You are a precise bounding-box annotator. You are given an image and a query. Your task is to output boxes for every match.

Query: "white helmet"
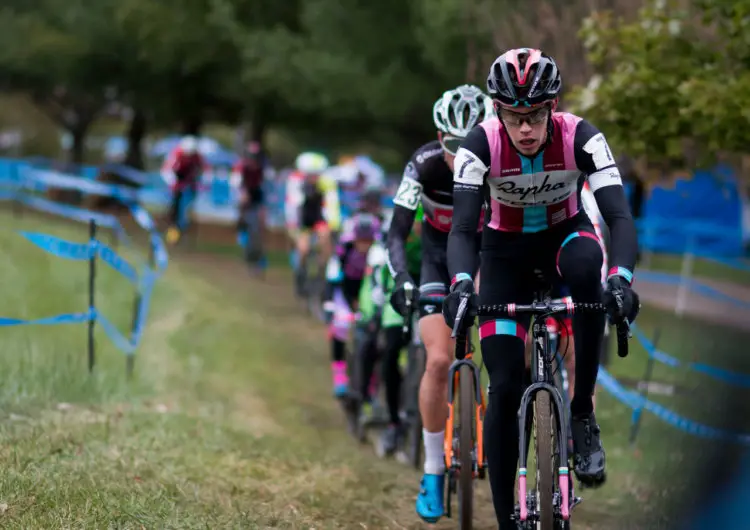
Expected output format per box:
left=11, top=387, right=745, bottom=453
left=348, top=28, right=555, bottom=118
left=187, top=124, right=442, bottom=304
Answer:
left=433, top=85, right=495, bottom=137
left=179, top=135, right=198, bottom=154
left=295, top=152, right=329, bottom=174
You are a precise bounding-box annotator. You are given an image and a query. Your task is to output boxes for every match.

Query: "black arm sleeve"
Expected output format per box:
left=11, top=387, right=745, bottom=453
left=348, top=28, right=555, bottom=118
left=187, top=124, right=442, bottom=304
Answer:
left=574, top=119, right=638, bottom=275
left=447, top=126, right=492, bottom=280
left=386, top=205, right=417, bottom=278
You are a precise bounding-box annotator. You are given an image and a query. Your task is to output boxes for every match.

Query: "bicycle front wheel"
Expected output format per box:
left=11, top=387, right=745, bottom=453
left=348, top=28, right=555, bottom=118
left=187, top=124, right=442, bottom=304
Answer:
left=534, top=391, right=556, bottom=530
left=458, top=363, right=474, bottom=529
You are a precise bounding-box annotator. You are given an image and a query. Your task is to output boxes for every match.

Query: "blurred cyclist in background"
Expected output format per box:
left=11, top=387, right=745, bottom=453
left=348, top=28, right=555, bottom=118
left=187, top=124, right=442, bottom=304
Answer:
left=385, top=85, right=494, bottom=522
left=323, top=215, right=379, bottom=397
left=355, top=204, right=424, bottom=455
left=285, top=152, right=341, bottom=296
left=163, top=135, right=206, bottom=245
left=232, top=141, right=268, bottom=272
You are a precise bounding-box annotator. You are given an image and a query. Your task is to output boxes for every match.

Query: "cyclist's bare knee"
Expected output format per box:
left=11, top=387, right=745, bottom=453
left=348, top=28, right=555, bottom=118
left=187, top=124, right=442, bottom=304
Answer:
left=420, top=314, right=453, bottom=386
left=297, top=233, right=311, bottom=255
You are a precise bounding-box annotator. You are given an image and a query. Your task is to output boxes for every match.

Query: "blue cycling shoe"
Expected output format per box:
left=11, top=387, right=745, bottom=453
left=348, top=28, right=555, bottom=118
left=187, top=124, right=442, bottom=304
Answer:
left=416, top=473, right=444, bottom=523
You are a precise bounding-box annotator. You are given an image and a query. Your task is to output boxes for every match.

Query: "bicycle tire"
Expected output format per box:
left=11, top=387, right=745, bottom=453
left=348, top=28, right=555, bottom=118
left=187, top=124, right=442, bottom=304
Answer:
left=534, top=391, right=555, bottom=530
left=458, top=363, right=474, bottom=529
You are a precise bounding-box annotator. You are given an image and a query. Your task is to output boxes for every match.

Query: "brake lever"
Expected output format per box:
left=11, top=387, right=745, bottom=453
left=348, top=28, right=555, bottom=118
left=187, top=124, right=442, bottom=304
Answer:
left=450, top=293, right=470, bottom=339
left=402, top=282, right=414, bottom=337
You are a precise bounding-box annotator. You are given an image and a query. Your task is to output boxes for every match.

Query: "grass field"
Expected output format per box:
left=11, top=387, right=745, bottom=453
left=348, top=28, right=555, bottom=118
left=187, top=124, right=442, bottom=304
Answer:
left=0, top=211, right=746, bottom=528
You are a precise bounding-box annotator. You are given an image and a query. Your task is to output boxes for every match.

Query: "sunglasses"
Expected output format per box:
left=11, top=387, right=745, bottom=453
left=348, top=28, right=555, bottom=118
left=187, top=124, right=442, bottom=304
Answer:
left=440, top=135, right=463, bottom=155
left=496, top=104, right=550, bottom=127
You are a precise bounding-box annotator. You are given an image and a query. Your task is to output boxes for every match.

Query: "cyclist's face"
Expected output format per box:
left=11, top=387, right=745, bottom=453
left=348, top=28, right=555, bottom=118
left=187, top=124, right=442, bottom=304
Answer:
left=437, top=131, right=460, bottom=171
left=496, top=102, right=551, bottom=156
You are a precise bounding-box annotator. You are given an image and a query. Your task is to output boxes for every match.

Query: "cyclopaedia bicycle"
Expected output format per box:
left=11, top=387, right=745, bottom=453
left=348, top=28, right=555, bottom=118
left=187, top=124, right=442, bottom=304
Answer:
left=444, top=292, right=487, bottom=529
left=461, top=294, right=631, bottom=530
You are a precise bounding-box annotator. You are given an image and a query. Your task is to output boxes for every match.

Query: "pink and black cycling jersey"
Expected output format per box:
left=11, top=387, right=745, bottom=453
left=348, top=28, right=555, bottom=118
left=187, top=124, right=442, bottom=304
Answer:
left=448, top=112, right=637, bottom=281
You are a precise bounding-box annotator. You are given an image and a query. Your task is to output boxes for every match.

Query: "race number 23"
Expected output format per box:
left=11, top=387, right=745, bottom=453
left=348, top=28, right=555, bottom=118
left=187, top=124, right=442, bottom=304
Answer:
left=394, top=176, right=422, bottom=210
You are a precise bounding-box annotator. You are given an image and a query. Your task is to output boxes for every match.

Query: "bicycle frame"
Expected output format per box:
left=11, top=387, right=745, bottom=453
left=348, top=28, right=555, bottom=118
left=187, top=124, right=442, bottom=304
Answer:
left=471, top=297, right=629, bottom=527
left=517, top=316, right=571, bottom=522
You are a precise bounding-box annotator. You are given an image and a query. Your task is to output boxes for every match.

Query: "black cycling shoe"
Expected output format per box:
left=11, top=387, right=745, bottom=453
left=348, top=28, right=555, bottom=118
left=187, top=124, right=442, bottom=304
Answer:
left=571, top=412, right=606, bottom=487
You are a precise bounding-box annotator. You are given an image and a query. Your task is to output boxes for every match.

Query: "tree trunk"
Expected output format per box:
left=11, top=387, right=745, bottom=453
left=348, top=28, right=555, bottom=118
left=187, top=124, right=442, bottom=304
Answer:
left=181, top=116, right=203, bottom=136
left=250, top=119, right=267, bottom=146
left=124, top=108, right=147, bottom=170
left=69, top=123, right=88, bottom=166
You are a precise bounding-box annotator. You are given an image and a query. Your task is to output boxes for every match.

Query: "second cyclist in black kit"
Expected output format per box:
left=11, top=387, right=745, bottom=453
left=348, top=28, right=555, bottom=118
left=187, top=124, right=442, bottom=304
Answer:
left=386, top=85, right=494, bottom=522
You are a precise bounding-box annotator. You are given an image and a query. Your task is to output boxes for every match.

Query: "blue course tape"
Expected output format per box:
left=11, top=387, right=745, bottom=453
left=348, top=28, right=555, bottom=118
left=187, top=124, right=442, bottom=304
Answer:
left=597, top=369, right=750, bottom=445
left=0, top=310, right=94, bottom=327
left=636, top=270, right=750, bottom=310
left=633, top=325, right=750, bottom=388
left=20, top=231, right=95, bottom=261
left=0, top=167, right=169, bottom=356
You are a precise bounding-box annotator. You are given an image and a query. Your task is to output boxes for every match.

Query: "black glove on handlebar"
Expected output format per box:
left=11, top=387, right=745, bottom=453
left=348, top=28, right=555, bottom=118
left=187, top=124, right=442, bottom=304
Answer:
left=389, top=272, right=416, bottom=317
left=603, top=275, right=640, bottom=325
left=442, top=278, right=477, bottom=332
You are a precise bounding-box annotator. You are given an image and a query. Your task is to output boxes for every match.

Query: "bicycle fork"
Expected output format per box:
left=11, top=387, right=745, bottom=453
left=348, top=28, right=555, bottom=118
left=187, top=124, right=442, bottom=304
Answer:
left=517, top=382, right=570, bottom=522
left=443, top=353, right=487, bottom=517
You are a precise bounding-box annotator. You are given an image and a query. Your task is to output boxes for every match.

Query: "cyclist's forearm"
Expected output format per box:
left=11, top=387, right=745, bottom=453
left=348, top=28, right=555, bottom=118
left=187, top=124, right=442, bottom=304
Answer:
left=385, top=205, right=416, bottom=277
left=593, top=185, right=637, bottom=279
left=447, top=187, right=483, bottom=281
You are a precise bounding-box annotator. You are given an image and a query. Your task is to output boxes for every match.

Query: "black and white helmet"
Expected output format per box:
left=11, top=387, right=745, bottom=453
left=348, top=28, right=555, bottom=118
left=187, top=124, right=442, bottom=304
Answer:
left=432, top=84, right=495, bottom=137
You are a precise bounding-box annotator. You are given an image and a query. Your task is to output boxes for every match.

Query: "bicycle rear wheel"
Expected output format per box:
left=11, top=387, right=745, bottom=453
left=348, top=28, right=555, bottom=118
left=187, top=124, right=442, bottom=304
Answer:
left=534, top=391, right=556, bottom=530
left=458, top=363, right=474, bottom=529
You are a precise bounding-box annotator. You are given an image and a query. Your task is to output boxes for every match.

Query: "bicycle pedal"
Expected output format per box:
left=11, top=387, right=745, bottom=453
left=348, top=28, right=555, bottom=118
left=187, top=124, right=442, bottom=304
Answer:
left=571, top=496, right=583, bottom=510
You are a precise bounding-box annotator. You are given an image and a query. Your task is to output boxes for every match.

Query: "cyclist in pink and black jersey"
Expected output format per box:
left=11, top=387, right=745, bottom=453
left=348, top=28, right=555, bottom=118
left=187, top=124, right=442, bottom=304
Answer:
left=442, top=48, right=640, bottom=528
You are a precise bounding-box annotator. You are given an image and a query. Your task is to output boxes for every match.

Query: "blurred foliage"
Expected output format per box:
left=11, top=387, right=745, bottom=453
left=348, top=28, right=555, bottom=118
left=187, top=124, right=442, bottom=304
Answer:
left=568, top=0, right=750, bottom=171
left=0, top=0, right=747, bottom=173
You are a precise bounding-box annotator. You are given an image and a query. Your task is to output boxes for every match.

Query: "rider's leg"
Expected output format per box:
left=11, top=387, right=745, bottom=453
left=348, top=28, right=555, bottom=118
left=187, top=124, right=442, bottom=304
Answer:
left=559, top=321, right=596, bottom=410
left=380, top=325, right=407, bottom=454
left=418, top=311, right=452, bottom=461
left=357, top=324, right=380, bottom=403
left=297, top=230, right=311, bottom=265
left=316, top=223, right=332, bottom=265
left=381, top=299, right=407, bottom=427
left=295, top=230, right=311, bottom=292
left=328, top=287, right=352, bottom=397
left=478, top=246, right=534, bottom=529
left=554, top=224, right=606, bottom=484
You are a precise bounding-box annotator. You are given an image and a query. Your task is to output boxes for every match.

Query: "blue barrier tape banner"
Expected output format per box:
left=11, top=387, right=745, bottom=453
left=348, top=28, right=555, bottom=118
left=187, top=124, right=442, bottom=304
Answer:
left=96, top=242, right=139, bottom=285
left=597, top=368, right=750, bottom=444
left=0, top=168, right=170, bottom=356
left=97, top=313, right=136, bottom=355
left=637, top=270, right=750, bottom=310
left=19, top=231, right=95, bottom=260
left=0, top=310, right=94, bottom=327
left=633, top=325, right=750, bottom=388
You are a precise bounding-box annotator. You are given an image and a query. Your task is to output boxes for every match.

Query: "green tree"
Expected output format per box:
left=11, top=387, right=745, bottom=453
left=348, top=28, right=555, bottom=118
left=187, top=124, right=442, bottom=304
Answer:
left=0, top=0, right=118, bottom=164
left=567, top=0, right=750, bottom=169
